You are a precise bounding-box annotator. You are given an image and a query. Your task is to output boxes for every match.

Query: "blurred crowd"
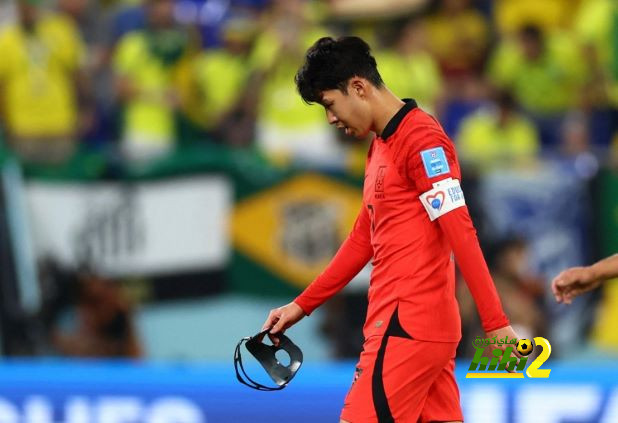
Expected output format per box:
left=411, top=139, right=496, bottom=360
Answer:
left=1, top=0, right=617, bottom=171
left=1, top=0, right=618, bottom=359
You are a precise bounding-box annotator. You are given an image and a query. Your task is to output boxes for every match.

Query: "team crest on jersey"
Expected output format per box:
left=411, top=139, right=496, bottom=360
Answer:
left=375, top=166, right=386, bottom=199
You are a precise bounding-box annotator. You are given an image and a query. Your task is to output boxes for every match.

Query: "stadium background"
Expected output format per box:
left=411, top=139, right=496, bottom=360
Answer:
left=0, top=0, right=617, bottom=421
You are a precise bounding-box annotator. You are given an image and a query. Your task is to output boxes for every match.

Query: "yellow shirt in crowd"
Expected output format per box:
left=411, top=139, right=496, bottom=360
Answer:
left=113, top=31, right=182, bottom=147
left=0, top=14, right=84, bottom=139
left=425, top=7, right=489, bottom=73
left=488, top=32, right=585, bottom=114
left=190, top=49, right=252, bottom=130
left=375, top=49, right=442, bottom=114
left=494, top=0, right=582, bottom=36
left=574, top=0, right=618, bottom=106
left=457, top=107, right=540, bottom=171
left=251, top=27, right=331, bottom=130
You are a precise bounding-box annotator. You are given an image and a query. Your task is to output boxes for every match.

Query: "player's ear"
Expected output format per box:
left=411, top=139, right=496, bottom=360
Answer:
left=349, top=77, right=367, bottom=99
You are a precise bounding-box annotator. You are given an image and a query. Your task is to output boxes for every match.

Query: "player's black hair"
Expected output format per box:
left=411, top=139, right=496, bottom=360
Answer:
left=295, top=36, right=384, bottom=105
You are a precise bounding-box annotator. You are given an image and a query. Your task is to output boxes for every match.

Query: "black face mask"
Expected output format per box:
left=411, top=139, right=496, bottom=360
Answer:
left=234, top=328, right=303, bottom=391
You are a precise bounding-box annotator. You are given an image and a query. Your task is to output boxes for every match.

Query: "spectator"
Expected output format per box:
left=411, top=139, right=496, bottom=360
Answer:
left=251, top=0, right=341, bottom=167
left=185, top=10, right=260, bottom=146
left=573, top=0, right=616, bottom=73
left=456, top=90, right=540, bottom=172
left=425, top=0, right=490, bottom=78
left=574, top=0, right=618, bottom=146
left=374, top=17, right=443, bottom=114
left=487, top=24, right=585, bottom=145
left=0, top=0, right=91, bottom=164
left=493, top=0, right=578, bottom=37
left=113, top=0, right=190, bottom=161
left=51, top=271, right=142, bottom=358
left=422, top=0, right=491, bottom=138
left=55, top=0, right=103, bottom=142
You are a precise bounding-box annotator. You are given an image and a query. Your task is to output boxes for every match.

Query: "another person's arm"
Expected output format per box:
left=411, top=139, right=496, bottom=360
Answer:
left=262, top=205, right=373, bottom=339
left=552, top=254, right=618, bottom=304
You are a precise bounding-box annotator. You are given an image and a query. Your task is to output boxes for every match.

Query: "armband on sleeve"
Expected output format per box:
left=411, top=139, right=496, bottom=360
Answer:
left=419, top=178, right=465, bottom=221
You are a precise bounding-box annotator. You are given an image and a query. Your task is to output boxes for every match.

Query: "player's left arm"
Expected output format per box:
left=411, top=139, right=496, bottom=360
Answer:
left=405, top=121, right=514, bottom=340
left=438, top=206, right=520, bottom=358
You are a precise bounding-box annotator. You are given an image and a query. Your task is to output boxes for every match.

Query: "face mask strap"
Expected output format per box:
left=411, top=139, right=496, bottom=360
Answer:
left=234, top=329, right=287, bottom=391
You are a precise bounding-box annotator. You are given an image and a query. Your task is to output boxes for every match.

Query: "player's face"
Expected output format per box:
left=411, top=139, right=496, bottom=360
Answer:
left=320, top=82, right=372, bottom=139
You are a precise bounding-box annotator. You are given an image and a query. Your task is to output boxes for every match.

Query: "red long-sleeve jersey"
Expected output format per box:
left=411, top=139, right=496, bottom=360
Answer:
left=295, top=100, right=509, bottom=342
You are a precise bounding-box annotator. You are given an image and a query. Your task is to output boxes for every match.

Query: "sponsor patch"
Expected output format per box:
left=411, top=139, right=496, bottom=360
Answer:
left=420, top=147, right=450, bottom=178
left=419, top=178, right=465, bottom=221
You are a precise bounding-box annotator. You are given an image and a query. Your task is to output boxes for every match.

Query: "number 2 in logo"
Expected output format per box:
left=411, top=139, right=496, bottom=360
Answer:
left=526, top=337, right=552, bottom=378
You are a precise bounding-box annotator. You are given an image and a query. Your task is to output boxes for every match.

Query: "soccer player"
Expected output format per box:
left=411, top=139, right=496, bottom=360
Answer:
left=261, top=36, right=519, bottom=423
left=552, top=254, right=618, bottom=304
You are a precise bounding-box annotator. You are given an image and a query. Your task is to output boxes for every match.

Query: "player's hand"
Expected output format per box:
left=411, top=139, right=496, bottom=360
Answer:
left=485, top=325, right=522, bottom=373
left=551, top=266, right=601, bottom=304
left=261, top=302, right=306, bottom=346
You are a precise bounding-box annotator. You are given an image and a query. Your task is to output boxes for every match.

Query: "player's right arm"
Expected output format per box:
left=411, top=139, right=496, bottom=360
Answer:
left=552, top=254, right=618, bottom=304
left=262, top=205, right=373, bottom=338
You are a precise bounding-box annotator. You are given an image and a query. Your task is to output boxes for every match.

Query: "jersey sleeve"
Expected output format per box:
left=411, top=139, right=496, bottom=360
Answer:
left=403, top=113, right=510, bottom=332
left=401, top=117, right=462, bottom=192
left=439, top=207, right=510, bottom=332
left=294, top=204, right=373, bottom=316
